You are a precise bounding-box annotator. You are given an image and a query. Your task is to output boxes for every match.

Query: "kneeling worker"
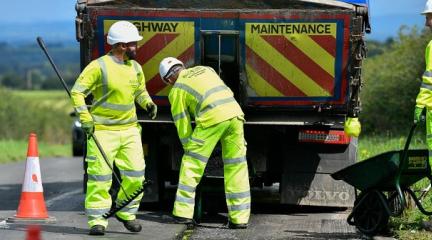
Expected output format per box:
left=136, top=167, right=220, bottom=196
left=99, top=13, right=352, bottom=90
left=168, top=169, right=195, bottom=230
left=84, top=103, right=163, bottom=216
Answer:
left=159, top=57, right=251, bottom=228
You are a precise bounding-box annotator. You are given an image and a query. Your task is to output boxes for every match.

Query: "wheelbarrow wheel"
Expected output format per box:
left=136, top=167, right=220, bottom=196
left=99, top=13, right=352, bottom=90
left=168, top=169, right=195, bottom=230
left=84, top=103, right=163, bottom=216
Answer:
left=353, top=191, right=389, bottom=236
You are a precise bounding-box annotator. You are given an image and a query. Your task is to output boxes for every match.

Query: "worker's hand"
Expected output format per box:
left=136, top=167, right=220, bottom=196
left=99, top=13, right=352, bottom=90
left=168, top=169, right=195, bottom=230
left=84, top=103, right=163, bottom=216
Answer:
left=81, top=121, right=94, bottom=138
left=146, top=102, right=157, bottom=120
left=414, top=107, right=425, bottom=123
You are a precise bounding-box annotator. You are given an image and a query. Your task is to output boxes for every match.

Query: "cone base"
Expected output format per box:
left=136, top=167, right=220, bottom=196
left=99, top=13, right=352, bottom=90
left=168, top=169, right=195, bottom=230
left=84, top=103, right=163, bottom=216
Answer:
left=7, top=216, right=56, bottom=224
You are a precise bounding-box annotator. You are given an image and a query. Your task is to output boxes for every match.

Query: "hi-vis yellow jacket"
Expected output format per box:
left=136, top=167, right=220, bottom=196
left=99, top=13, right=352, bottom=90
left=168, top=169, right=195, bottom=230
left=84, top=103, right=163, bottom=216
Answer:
left=416, top=40, right=432, bottom=109
left=71, top=54, right=153, bottom=130
left=168, top=66, right=244, bottom=146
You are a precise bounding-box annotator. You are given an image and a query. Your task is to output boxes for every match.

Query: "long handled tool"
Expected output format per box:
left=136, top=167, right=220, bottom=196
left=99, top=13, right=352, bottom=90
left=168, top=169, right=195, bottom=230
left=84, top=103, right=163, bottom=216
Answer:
left=36, top=36, right=149, bottom=219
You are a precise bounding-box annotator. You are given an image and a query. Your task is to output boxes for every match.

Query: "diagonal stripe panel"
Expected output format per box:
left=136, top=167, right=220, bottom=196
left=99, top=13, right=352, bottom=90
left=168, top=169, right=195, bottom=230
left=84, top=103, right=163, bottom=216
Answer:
left=309, top=35, right=336, bottom=57
left=245, top=64, right=284, bottom=97
left=261, top=35, right=334, bottom=94
left=246, top=32, right=330, bottom=97
left=246, top=46, right=306, bottom=97
left=284, top=34, right=335, bottom=77
left=136, top=33, right=179, bottom=64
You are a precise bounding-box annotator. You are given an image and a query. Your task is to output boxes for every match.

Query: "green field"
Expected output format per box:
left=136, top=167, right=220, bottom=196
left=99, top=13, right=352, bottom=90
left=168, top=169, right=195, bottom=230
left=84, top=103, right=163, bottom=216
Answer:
left=358, top=133, right=427, bottom=161
left=0, top=89, right=73, bottom=162
left=12, top=90, right=72, bottom=113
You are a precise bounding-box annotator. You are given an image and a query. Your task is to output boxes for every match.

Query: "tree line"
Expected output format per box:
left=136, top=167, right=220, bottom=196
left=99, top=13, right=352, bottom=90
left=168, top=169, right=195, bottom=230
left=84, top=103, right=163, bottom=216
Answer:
left=361, top=26, right=431, bottom=135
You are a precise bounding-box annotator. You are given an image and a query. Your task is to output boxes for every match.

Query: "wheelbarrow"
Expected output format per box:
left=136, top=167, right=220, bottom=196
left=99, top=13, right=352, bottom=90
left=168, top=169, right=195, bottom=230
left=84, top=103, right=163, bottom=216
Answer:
left=331, top=123, right=432, bottom=236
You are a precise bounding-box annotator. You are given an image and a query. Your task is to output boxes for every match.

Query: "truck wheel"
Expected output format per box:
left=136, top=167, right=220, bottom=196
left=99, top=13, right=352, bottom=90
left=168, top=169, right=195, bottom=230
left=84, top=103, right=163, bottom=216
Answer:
left=193, top=185, right=203, bottom=223
left=140, top=138, right=165, bottom=205
left=73, top=144, right=83, bottom=157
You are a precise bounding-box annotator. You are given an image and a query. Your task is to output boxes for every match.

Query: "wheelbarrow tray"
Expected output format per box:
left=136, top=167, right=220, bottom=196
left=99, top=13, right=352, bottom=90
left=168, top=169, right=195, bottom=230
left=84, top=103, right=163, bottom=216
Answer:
left=332, top=149, right=429, bottom=191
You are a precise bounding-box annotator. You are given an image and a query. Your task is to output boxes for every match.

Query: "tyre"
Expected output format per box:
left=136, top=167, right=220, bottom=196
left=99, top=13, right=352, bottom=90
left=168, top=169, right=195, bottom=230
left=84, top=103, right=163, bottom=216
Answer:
left=72, top=120, right=85, bottom=156
left=72, top=143, right=84, bottom=157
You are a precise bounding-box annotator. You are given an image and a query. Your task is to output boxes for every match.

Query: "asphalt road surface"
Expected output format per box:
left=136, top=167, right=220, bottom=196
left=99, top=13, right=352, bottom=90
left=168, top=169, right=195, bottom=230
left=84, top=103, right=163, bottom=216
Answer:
left=0, top=157, right=395, bottom=240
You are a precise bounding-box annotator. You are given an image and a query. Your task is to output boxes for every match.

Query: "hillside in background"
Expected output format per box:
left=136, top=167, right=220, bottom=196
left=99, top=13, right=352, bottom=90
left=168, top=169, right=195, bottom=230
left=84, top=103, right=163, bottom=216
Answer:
left=0, top=41, right=79, bottom=89
left=0, top=21, right=76, bottom=45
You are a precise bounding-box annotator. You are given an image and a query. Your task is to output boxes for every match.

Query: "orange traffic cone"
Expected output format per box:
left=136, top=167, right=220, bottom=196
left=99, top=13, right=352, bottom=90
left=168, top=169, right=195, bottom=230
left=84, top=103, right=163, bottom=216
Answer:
left=26, top=225, right=42, bottom=240
left=7, top=133, right=55, bottom=223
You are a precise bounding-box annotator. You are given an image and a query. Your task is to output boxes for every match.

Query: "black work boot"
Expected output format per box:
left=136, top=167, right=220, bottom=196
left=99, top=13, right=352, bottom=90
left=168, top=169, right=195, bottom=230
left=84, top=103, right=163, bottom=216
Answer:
left=228, top=221, right=248, bottom=229
left=89, top=225, right=105, bottom=235
left=173, top=215, right=195, bottom=224
left=115, top=215, right=142, bottom=232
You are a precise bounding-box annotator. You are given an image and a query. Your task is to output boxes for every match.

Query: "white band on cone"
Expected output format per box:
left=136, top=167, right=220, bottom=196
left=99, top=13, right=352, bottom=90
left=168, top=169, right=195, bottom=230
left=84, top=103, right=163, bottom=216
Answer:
left=22, top=157, right=43, bottom=192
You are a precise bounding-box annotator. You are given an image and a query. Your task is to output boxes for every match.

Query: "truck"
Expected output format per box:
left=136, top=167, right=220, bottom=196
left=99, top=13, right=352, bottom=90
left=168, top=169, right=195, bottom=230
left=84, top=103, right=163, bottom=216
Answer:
left=75, top=0, right=370, bottom=208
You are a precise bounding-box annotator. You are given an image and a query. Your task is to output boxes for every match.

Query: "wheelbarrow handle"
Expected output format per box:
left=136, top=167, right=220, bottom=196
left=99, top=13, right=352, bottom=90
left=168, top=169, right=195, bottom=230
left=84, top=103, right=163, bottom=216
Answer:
left=397, top=122, right=418, bottom=178
left=401, top=123, right=417, bottom=159
left=394, top=122, right=420, bottom=209
left=400, top=108, right=426, bottom=172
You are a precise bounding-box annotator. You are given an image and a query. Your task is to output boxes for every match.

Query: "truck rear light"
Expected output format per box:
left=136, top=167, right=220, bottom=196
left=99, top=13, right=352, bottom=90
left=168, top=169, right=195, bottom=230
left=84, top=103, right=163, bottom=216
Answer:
left=298, top=130, right=350, bottom=145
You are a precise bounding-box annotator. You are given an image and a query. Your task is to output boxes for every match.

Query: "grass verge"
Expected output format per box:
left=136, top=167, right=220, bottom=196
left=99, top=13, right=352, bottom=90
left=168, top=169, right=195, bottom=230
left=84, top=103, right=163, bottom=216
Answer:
left=0, top=88, right=72, bottom=144
left=0, top=139, right=71, bottom=164
left=358, top=133, right=427, bottom=161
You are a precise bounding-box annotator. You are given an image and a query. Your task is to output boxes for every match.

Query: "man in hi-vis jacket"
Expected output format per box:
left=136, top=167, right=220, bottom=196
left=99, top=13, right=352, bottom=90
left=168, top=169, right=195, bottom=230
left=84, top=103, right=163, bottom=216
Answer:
left=159, top=57, right=250, bottom=229
left=71, top=21, right=157, bottom=235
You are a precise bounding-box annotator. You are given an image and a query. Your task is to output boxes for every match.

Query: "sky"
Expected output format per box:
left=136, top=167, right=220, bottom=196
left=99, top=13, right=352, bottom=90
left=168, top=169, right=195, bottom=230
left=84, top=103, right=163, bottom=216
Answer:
left=368, top=0, right=425, bottom=40
left=0, top=0, right=427, bottom=42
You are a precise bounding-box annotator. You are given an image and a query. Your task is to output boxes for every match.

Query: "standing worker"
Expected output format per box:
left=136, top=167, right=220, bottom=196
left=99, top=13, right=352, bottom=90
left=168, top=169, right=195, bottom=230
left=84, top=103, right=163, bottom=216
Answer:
left=159, top=57, right=251, bottom=229
left=415, top=1, right=432, bottom=157
left=416, top=2, right=432, bottom=230
left=71, top=21, right=157, bottom=235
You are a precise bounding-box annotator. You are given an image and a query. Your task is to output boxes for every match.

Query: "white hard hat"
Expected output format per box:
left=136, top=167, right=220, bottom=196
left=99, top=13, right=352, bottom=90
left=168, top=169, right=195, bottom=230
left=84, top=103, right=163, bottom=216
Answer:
left=422, top=0, right=432, bottom=15
left=159, top=57, right=184, bottom=84
left=107, top=21, right=143, bottom=45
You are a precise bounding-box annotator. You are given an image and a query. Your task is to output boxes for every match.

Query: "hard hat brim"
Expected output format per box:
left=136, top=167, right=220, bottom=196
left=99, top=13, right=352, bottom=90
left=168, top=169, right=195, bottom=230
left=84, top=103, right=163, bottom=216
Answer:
left=133, top=36, right=143, bottom=42
left=107, top=35, right=143, bottom=45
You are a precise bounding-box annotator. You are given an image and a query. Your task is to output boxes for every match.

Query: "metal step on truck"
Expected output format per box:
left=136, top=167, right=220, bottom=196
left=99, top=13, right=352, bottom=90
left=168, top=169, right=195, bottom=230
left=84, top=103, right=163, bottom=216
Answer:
left=75, top=0, right=370, bottom=208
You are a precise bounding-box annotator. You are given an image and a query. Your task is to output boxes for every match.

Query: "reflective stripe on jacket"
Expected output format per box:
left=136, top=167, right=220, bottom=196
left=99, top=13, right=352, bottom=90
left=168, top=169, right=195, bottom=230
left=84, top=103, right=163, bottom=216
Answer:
left=416, top=40, right=432, bottom=109
left=71, top=54, right=152, bottom=130
left=168, top=66, right=244, bottom=145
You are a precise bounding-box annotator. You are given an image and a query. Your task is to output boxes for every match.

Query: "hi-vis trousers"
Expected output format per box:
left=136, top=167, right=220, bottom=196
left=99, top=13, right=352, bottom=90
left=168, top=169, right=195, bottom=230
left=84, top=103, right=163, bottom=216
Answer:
left=173, top=117, right=250, bottom=224
left=85, top=126, right=145, bottom=228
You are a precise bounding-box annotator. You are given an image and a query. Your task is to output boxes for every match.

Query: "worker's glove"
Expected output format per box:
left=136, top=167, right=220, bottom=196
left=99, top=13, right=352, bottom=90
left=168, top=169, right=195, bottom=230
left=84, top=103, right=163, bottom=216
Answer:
left=344, top=117, right=361, bottom=137
left=81, top=121, right=94, bottom=138
left=146, top=102, right=157, bottom=120
left=414, top=106, right=425, bottom=124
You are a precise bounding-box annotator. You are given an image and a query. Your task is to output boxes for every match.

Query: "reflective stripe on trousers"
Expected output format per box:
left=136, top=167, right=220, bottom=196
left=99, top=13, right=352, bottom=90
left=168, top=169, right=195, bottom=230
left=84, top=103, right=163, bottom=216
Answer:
left=173, top=117, right=250, bottom=224
left=85, top=125, right=145, bottom=228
